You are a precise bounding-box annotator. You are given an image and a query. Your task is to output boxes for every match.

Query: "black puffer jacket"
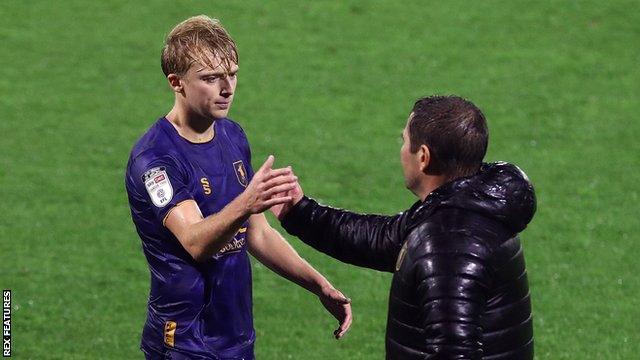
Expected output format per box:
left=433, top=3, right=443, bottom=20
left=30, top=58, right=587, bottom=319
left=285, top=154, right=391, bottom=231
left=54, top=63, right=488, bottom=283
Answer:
left=282, top=162, right=536, bottom=359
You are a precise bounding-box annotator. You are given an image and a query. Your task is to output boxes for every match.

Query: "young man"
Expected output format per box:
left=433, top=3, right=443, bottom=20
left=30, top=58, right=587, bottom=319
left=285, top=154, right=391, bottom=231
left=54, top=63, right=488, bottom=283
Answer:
left=274, top=96, right=536, bottom=359
left=125, top=16, right=351, bottom=360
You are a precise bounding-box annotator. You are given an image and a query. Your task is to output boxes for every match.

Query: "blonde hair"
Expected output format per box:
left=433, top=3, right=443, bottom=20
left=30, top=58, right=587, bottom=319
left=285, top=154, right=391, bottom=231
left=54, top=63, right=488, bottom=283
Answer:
left=161, top=15, right=238, bottom=76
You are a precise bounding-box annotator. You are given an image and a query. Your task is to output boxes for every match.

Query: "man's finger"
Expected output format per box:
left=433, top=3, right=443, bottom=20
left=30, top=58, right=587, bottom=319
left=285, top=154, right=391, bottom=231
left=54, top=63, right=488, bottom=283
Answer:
left=333, top=290, right=351, bottom=304
left=264, top=182, right=297, bottom=198
left=257, top=155, right=275, bottom=174
left=345, top=308, right=353, bottom=330
left=263, top=174, right=297, bottom=190
left=336, top=307, right=353, bottom=339
left=340, top=303, right=353, bottom=334
left=327, top=288, right=350, bottom=304
left=263, top=196, right=293, bottom=208
left=271, top=191, right=288, bottom=199
left=263, top=167, right=292, bottom=181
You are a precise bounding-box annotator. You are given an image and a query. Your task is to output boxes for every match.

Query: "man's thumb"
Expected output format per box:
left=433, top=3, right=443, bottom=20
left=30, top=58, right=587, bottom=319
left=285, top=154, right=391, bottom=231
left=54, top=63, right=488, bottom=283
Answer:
left=334, top=290, right=351, bottom=304
left=258, top=155, right=275, bottom=173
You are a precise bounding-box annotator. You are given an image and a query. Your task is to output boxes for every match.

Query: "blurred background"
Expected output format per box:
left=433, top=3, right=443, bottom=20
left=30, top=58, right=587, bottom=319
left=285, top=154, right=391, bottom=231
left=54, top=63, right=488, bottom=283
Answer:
left=1, top=0, right=638, bottom=358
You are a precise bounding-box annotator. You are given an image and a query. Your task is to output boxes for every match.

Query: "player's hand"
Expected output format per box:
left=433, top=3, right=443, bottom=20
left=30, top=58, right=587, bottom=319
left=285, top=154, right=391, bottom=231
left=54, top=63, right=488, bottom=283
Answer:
left=241, top=155, right=297, bottom=215
left=318, top=286, right=352, bottom=339
left=270, top=172, right=304, bottom=221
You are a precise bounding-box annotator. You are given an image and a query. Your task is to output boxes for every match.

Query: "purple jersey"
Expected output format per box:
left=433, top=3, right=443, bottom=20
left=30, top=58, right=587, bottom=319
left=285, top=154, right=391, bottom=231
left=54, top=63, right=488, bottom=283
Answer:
left=125, top=117, right=255, bottom=359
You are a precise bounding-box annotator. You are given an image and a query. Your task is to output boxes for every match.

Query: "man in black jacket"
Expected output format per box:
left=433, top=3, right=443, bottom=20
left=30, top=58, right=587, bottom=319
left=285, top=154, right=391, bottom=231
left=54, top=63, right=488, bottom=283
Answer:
left=272, top=95, right=536, bottom=359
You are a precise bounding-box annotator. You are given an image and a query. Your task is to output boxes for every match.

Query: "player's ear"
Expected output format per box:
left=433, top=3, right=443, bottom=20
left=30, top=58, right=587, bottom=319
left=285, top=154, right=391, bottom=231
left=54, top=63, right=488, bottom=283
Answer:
left=167, top=74, right=183, bottom=93
left=419, top=144, right=430, bottom=173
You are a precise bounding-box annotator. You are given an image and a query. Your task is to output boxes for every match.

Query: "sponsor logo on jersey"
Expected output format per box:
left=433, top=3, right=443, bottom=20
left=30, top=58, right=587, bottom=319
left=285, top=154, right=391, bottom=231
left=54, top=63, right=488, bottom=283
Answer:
left=142, top=167, right=173, bottom=207
left=233, top=160, right=248, bottom=187
left=216, top=227, right=247, bottom=257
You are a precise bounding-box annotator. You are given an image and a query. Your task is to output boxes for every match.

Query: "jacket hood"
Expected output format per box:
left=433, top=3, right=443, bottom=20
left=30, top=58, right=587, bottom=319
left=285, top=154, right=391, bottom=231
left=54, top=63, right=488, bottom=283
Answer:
left=419, top=162, right=536, bottom=233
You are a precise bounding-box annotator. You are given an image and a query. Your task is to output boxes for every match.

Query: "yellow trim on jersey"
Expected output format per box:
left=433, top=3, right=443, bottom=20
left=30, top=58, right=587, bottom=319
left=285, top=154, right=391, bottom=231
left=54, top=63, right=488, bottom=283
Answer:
left=162, top=199, right=198, bottom=227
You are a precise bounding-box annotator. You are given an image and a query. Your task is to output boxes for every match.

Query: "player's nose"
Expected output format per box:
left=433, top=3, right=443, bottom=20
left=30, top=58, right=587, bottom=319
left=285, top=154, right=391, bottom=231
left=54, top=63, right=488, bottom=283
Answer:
left=220, top=77, right=233, bottom=97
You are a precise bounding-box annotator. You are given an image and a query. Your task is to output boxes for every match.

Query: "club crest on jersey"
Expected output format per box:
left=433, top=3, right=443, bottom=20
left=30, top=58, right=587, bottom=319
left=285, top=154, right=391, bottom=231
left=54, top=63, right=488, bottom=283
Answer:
left=233, top=160, right=248, bottom=187
left=142, top=166, right=173, bottom=207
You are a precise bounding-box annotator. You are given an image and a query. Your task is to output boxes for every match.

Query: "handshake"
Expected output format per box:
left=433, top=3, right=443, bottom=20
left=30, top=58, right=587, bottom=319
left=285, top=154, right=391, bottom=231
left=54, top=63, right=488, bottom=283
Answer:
left=240, top=154, right=304, bottom=220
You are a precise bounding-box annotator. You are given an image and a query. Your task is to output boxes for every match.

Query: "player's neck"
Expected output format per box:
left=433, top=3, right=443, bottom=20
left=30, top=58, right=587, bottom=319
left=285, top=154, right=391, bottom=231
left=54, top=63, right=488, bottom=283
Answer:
left=166, top=106, right=215, bottom=143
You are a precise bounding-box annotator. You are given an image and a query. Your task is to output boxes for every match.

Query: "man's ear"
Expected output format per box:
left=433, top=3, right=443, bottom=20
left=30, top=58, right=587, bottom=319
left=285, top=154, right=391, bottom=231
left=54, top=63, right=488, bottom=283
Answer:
left=167, top=74, right=183, bottom=93
left=419, top=144, right=430, bottom=173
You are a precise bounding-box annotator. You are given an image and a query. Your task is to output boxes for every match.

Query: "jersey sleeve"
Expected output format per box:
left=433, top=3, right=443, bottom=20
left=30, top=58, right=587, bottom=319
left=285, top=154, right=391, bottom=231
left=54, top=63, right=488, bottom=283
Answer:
left=129, top=152, right=193, bottom=224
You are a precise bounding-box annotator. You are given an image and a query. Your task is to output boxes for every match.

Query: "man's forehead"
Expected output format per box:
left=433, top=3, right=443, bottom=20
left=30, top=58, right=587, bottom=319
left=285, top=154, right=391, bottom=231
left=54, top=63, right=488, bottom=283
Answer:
left=405, top=112, right=415, bottom=126
left=190, top=52, right=238, bottom=74
left=195, top=62, right=239, bottom=73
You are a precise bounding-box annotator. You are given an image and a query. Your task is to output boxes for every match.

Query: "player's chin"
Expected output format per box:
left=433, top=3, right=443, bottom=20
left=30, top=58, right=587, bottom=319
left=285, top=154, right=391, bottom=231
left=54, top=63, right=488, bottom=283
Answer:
left=209, top=108, right=230, bottom=119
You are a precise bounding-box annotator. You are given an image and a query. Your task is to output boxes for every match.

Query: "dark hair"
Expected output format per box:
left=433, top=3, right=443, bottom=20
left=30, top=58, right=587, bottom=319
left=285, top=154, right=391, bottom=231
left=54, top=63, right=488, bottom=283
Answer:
left=408, top=95, right=488, bottom=179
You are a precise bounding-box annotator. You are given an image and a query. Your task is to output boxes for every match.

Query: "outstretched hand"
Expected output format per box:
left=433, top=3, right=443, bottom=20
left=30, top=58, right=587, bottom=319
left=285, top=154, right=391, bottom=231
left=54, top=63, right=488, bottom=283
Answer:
left=318, top=286, right=353, bottom=339
left=270, top=171, right=304, bottom=220
left=241, top=155, right=297, bottom=215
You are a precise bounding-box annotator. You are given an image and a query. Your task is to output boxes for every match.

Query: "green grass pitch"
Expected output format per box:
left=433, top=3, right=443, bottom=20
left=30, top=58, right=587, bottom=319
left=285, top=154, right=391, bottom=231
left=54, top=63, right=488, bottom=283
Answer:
left=1, top=0, right=639, bottom=358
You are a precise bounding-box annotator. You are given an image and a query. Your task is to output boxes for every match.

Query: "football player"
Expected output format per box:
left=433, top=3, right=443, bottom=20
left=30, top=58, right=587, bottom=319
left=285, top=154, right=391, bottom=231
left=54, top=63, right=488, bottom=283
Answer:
left=125, top=15, right=351, bottom=360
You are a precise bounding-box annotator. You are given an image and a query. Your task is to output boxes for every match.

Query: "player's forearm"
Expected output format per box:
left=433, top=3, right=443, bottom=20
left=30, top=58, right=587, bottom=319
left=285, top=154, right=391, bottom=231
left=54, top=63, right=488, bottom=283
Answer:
left=185, top=195, right=251, bottom=261
left=251, top=227, right=330, bottom=295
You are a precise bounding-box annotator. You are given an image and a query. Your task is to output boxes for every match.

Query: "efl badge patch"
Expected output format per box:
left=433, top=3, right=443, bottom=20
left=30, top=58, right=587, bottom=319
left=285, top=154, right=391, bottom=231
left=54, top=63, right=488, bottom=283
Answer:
left=233, top=160, right=248, bottom=187
left=142, top=166, right=173, bottom=207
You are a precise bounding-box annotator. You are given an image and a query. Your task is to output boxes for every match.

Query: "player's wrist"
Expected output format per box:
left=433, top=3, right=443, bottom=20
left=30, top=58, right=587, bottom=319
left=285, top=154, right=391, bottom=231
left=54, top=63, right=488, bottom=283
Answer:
left=232, top=192, right=254, bottom=218
left=292, top=192, right=303, bottom=206
left=310, top=277, right=334, bottom=297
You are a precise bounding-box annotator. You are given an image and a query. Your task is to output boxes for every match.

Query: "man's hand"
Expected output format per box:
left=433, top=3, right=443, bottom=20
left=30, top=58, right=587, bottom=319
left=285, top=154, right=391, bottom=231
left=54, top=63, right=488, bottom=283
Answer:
left=270, top=170, right=304, bottom=220
left=241, top=155, right=297, bottom=215
left=247, top=214, right=353, bottom=340
left=318, top=286, right=352, bottom=339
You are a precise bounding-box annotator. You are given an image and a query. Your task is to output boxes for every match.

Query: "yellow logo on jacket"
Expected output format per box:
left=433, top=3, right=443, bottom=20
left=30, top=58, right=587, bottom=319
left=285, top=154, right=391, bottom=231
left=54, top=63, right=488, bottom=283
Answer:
left=395, top=242, right=408, bottom=272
